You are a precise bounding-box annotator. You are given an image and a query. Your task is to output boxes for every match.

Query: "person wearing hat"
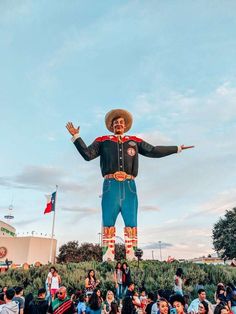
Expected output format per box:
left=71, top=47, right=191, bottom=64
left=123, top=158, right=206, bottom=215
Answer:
left=66, top=109, right=193, bottom=261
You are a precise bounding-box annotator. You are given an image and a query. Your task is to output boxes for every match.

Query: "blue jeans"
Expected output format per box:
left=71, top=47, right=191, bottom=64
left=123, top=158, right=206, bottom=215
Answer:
left=101, top=179, right=138, bottom=227
left=123, top=286, right=128, bottom=297
left=116, top=283, right=123, bottom=300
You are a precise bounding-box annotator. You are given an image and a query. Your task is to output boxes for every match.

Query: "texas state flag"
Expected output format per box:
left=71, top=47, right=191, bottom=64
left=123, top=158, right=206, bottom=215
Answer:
left=44, top=191, right=56, bottom=214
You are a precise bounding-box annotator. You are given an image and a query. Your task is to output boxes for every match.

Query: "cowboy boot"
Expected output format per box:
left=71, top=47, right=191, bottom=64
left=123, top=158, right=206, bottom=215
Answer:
left=124, top=226, right=137, bottom=260
left=102, top=226, right=116, bottom=262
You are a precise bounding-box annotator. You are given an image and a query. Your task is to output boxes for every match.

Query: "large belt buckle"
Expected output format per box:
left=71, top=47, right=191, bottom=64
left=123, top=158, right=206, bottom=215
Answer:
left=113, top=171, right=127, bottom=182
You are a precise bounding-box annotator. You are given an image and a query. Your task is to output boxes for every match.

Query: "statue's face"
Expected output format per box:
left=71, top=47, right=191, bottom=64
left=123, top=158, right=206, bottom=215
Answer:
left=112, top=117, right=126, bottom=135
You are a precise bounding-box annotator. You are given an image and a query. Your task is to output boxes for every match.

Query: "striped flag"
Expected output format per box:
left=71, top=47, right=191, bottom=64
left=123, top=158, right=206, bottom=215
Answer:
left=44, top=191, right=56, bottom=214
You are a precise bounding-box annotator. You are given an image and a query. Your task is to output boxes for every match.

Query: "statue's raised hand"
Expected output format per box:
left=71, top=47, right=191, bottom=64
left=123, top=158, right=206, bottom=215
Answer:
left=66, top=122, right=80, bottom=136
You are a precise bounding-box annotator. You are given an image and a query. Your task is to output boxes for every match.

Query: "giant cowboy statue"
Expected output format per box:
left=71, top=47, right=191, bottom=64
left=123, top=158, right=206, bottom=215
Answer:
left=66, top=109, right=194, bottom=261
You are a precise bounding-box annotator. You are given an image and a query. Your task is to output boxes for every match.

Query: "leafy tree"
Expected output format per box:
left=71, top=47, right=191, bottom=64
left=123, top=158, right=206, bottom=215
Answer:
left=57, top=241, right=80, bottom=263
left=115, top=243, right=126, bottom=261
left=77, top=243, right=102, bottom=262
left=57, top=241, right=102, bottom=263
left=57, top=242, right=127, bottom=263
left=212, top=207, right=236, bottom=259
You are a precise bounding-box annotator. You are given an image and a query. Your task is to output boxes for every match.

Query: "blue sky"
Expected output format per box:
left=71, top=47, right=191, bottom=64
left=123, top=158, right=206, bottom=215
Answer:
left=1, top=0, right=236, bottom=259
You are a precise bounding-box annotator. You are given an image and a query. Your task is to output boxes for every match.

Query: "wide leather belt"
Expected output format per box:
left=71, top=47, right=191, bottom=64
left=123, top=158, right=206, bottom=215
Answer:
left=104, top=171, right=135, bottom=181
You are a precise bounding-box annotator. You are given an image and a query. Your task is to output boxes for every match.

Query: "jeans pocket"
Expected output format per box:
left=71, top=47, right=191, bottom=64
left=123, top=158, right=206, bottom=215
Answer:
left=127, top=181, right=137, bottom=194
left=102, top=180, right=111, bottom=195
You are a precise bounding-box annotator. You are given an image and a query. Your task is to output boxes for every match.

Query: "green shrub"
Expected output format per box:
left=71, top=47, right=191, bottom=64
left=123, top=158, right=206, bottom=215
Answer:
left=1, top=261, right=236, bottom=303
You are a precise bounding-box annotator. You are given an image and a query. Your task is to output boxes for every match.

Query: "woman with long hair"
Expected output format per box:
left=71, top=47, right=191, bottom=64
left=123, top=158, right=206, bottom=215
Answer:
left=87, top=289, right=102, bottom=314
left=214, top=302, right=233, bottom=314
left=158, top=298, right=170, bottom=314
left=103, top=291, right=118, bottom=314
left=121, top=262, right=131, bottom=297
left=114, top=262, right=123, bottom=301
left=198, top=301, right=209, bottom=314
left=215, top=284, right=227, bottom=304
left=85, top=270, right=100, bottom=296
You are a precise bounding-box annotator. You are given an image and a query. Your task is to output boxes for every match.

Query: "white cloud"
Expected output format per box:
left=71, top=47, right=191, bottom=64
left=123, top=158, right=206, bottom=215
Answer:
left=140, top=205, right=161, bottom=212
left=131, top=83, right=236, bottom=133
left=187, top=188, right=236, bottom=218
left=136, top=131, right=172, bottom=145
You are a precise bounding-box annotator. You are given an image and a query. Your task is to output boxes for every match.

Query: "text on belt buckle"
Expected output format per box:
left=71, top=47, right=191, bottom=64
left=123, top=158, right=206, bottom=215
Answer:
left=113, top=171, right=127, bottom=181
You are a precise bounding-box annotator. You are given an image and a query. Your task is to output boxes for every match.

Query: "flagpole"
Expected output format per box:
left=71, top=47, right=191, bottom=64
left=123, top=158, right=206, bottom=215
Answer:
left=49, top=185, right=58, bottom=263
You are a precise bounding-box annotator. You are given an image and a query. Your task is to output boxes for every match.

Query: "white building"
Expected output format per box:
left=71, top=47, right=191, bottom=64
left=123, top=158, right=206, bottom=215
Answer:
left=0, top=220, right=57, bottom=266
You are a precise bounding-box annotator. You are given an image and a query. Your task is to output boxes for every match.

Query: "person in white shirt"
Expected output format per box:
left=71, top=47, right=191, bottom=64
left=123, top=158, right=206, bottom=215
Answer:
left=0, top=288, right=18, bottom=314
left=188, top=289, right=213, bottom=314
left=47, top=268, right=61, bottom=300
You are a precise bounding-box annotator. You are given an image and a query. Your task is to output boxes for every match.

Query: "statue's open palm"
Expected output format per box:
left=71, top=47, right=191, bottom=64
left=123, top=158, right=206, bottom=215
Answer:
left=66, top=122, right=80, bottom=136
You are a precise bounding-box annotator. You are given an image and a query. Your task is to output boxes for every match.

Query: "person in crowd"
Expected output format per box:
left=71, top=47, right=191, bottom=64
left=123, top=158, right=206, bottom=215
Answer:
left=122, top=263, right=131, bottom=297
left=77, top=294, right=87, bottom=314
left=1, top=289, right=7, bottom=294
left=86, top=289, right=102, bottom=314
left=170, top=294, right=185, bottom=314
left=214, top=303, right=232, bottom=314
left=146, top=292, right=155, bottom=314
left=188, top=289, right=212, bottom=314
left=0, top=288, right=18, bottom=314
left=103, top=291, right=117, bottom=314
left=110, top=301, right=119, bottom=314
left=174, top=268, right=184, bottom=296
left=114, top=262, right=123, bottom=301
left=0, top=287, right=8, bottom=305
left=46, top=267, right=56, bottom=300
left=157, top=298, right=170, bottom=314
left=28, top=288, right=48, bottom=314
left=215, top=284, right=227, bottom=304
left=125, top=282, right=135, bottom=298
left=198, top=301, right=209, bottom=314
left=219, top=304, right=231, bottom=314
left=140, top=290, right=148, bottom=314
left=121, top=295, right=135, bottom=314
left=151, top=290, right=164, bottom=314
left=133, top=291, right=141, bottom=313
left=48, top=286, right=75, bottom=314
left=122, top=282, right=139, bottom=314
left=96, top=289, right=103, bottom=304
left=183, top=295, right=190, bottom=312
left=85, top=270, right=100, bottom=296
left=12, top=287, right=25, bottom=314
left=227, top=289, right=236, bottom=314
left=0, top=295, right=4, bottom=306
left=48, top=268, right=61, bottom=301
left=24, top=293, right=34, bottom=314
left=70, top=290, right=82, bottom=308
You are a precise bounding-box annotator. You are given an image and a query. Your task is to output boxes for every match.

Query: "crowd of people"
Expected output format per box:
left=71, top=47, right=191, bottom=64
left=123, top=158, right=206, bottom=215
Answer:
left=0, top=266, right=236, bottom=314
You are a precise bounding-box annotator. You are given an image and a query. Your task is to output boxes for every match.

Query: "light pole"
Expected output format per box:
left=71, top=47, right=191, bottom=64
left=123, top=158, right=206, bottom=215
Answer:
left=98, top=232, right=101, bottom=246
left=158, top=240, right=162, bottom=261
left=152, top=250, right=154, bottom=260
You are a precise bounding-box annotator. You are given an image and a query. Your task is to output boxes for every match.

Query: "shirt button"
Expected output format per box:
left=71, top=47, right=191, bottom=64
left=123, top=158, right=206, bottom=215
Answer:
left=120, top=165, right=123, bottom=168
left=120, top=157, right=122, bottom=159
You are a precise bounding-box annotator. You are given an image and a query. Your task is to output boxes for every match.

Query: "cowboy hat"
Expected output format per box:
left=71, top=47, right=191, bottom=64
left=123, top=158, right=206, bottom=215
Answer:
left=105, top=109, right=133, bottom=132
